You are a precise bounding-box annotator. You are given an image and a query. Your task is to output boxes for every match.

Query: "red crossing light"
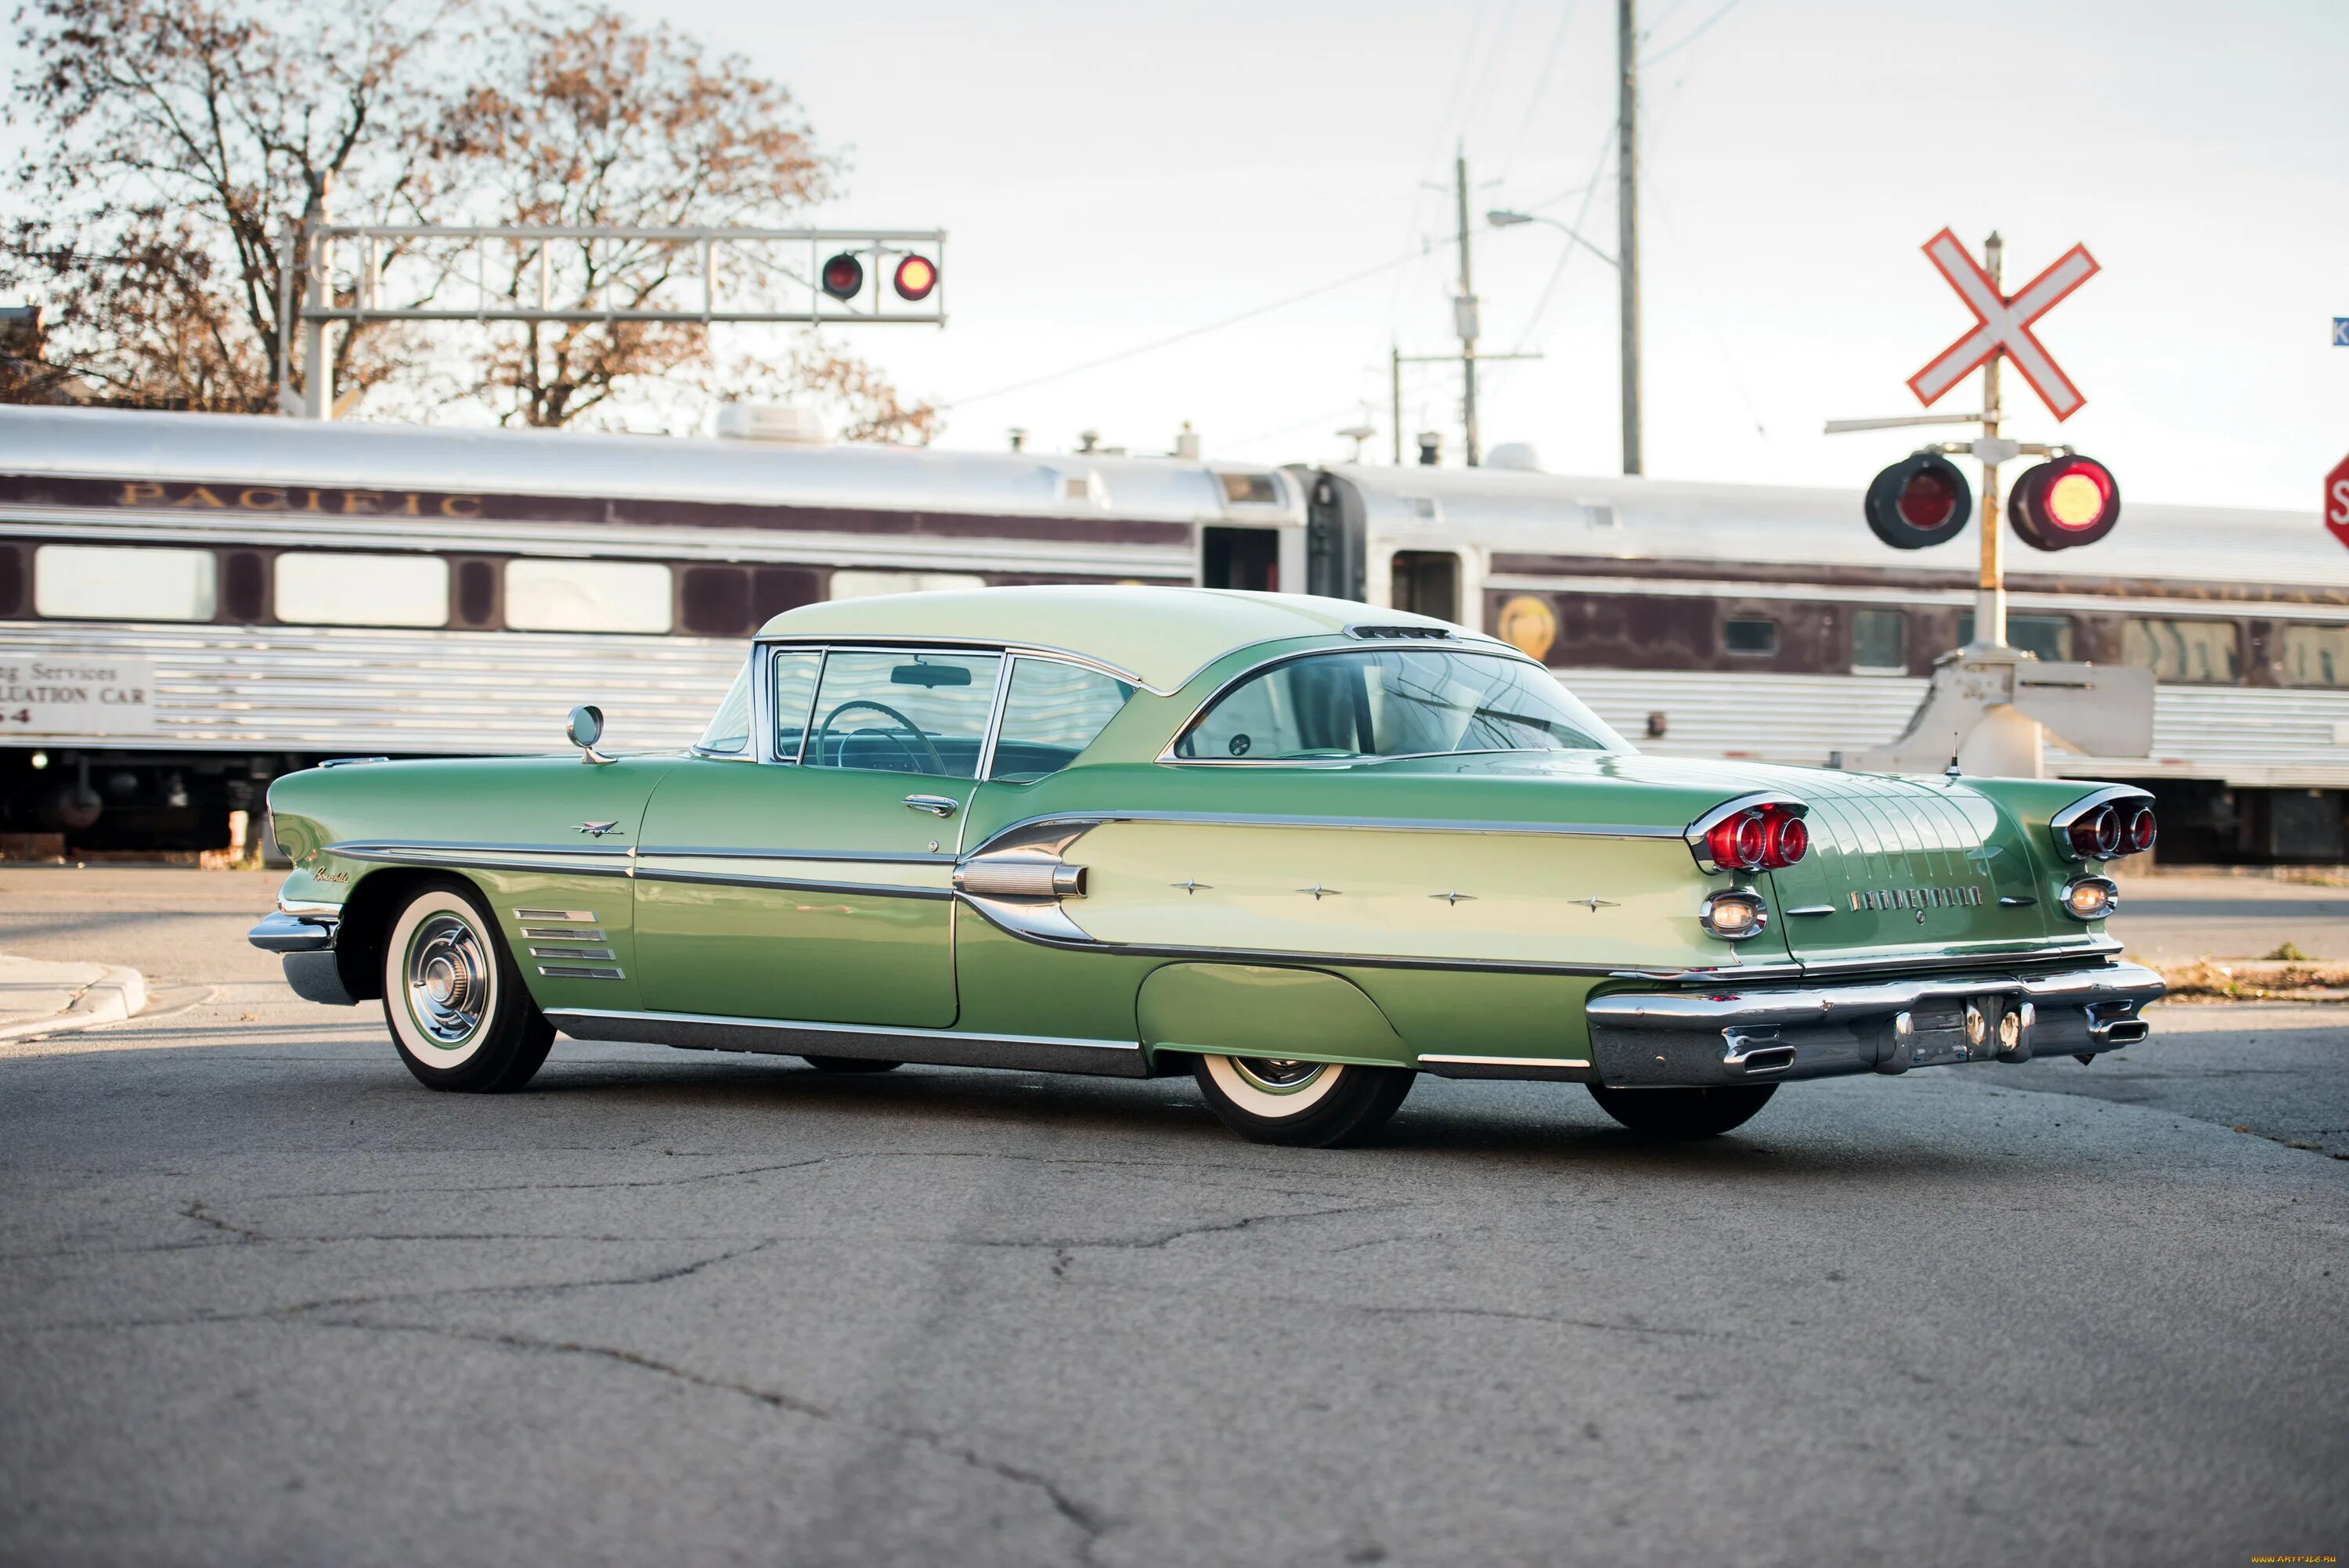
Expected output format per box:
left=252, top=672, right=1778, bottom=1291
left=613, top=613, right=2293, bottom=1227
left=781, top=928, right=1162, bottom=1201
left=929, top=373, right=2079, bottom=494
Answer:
left=893, top=254, right=937, bottom=301
left=2008, top=454, right=2121, bottom=551
left=1864, top=451, right=1973, bottom=550
left=820, top=253, right=864, bottom=301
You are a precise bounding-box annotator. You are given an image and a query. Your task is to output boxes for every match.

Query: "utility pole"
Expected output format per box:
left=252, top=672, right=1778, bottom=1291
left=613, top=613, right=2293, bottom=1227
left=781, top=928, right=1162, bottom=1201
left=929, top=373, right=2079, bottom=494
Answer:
left=298, top=173, right=333, bottom=420
left=1975, top=231, right=2007, bottom=650
left=1453, top=147, right=1481, bottom=467
left=1616, top=0, right=1642, bottom=475
left=1391, top=344, right=1403, bottom=464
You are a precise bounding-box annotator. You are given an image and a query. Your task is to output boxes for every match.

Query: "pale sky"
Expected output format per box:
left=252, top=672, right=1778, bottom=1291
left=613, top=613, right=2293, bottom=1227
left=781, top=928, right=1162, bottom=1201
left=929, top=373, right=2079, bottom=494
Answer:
left=7, top=1, right=2344, bottom=513
left=640, top=0, right=2346, bottom=514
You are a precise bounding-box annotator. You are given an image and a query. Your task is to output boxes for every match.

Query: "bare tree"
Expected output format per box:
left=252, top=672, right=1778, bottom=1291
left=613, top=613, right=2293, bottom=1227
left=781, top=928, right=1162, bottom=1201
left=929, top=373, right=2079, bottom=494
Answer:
left=3, top=0, right=938, bottom=440
left=4, top=0, right=460, bottom=412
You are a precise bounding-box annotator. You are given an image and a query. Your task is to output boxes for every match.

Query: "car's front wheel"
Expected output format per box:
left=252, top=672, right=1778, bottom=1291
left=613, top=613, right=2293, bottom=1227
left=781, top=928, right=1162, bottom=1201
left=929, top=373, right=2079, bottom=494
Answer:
left=381, top=881, right=553, bottom=1093
left=1190, top=1054, right=1415, bottom=1147
left=1586, top=1083, right=1775, bottom=1138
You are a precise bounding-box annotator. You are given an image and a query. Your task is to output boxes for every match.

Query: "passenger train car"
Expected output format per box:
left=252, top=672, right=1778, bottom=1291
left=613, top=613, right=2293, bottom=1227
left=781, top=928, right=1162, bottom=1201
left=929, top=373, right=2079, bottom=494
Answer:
left=2, top=404, right=2343, bottom=862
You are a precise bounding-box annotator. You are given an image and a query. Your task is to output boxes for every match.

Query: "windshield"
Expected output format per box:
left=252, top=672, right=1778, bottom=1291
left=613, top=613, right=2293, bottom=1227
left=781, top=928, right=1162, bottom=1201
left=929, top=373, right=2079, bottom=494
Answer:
left=1173, top=648, right=1628, bottom=762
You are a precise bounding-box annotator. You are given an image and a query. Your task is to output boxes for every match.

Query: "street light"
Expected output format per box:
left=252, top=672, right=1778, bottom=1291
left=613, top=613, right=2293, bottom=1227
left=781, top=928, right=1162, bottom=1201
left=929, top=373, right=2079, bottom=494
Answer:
left=1486, top=209, right=1618, bottom=270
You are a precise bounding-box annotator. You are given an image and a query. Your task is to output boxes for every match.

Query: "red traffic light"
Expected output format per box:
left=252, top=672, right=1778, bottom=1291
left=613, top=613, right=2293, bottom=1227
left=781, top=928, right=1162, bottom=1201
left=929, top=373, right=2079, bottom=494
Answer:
left=820, top=253, right=864, bottom=301
left=893, top=254, right=937, bottom=301
left=1864, top=451, right=1973, bottom=550
left=2009, top=454, right=2120, bottom=551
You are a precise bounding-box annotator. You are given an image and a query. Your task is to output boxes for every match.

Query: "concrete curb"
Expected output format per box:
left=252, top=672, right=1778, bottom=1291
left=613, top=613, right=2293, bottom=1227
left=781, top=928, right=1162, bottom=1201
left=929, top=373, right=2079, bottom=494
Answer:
left=0, top=958, right=150, bottom=1043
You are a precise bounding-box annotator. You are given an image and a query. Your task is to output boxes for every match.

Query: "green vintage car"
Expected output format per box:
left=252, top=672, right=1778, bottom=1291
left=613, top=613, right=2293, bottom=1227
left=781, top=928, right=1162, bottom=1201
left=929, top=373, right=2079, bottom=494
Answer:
left=250, top=586, right=2163, bottom=1145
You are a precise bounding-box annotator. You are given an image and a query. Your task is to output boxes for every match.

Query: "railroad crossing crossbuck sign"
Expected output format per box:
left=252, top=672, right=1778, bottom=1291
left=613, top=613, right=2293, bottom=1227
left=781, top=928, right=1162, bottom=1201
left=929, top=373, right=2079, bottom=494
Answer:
left=1907, top=227, right=2099, bottom=421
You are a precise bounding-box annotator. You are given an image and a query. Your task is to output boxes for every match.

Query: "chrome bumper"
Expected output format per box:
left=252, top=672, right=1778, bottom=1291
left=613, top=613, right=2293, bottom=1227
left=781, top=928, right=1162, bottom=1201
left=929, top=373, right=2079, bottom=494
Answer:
left=1585, top=961, right=2165, bottom=1088
left=247, top=910, right=357, bottom=1007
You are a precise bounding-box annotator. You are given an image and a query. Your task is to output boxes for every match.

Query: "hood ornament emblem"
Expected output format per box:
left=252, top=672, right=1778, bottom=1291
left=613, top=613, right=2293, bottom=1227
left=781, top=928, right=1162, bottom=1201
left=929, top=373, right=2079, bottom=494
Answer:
left=575, top=820, right=621, bottom=838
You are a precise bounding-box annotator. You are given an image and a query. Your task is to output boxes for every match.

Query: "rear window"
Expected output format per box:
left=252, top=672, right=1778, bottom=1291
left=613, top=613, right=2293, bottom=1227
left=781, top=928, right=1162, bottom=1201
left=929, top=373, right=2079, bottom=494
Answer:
left=1174, top=649, right=1626, bottom=762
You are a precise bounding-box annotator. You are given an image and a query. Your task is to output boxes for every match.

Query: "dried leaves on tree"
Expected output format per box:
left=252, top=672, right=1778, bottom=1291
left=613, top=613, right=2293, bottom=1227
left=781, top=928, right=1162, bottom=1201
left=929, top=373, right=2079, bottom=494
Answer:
left=2, top=0, right=937, bottom=441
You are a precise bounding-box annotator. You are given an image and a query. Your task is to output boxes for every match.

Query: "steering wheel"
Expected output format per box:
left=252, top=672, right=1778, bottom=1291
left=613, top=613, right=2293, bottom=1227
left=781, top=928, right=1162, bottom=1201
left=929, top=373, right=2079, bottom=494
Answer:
left=812, top=697, right=947, bottom=776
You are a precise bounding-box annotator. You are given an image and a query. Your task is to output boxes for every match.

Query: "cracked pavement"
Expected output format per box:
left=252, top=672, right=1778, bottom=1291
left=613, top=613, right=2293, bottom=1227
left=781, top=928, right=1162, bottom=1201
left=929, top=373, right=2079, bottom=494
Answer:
left=1, top=869, right=2345, bottom=1566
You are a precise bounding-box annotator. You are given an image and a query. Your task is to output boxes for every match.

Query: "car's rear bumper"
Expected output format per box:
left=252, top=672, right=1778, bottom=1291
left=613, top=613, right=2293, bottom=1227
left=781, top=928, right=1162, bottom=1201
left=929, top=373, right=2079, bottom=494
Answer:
left=248, top=910, right=356, bottom=1007
left=1585, top=961, right=2165, bottom=1088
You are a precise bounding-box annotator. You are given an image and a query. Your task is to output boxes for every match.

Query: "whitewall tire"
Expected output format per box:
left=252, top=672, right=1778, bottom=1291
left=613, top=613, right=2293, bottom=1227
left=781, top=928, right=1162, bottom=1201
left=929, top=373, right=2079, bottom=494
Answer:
left=1191, top=1054, right=1415, bottom=1147
left=380, top=881, right=554, bottom=1093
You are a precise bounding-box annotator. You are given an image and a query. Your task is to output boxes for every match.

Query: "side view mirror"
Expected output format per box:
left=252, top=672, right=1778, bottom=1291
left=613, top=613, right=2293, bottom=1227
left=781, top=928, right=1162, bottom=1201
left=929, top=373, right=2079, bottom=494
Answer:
left=567, top=705, right=614, bottom=765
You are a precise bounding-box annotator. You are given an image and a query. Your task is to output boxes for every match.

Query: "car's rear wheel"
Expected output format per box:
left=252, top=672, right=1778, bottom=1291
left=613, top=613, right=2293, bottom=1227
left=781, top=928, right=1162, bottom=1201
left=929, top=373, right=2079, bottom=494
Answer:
left=1586, top=1083, right=1776, bottom=1138
left=1190, top=1054, right=1415, bottom=1147
left=381, top=881, right=553, bottom=1093
left=800, top=1055, right=902, bottom=1074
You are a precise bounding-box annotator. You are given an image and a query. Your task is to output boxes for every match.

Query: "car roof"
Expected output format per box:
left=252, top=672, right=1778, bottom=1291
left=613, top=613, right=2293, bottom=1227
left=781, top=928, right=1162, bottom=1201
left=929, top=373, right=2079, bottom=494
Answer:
left=756, top=586, right=1487, bottom=693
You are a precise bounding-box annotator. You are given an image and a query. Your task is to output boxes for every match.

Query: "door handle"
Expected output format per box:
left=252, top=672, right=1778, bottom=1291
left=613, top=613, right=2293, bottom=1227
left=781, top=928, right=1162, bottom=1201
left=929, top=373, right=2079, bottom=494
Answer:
left=903, top=795, right=959, bottom=818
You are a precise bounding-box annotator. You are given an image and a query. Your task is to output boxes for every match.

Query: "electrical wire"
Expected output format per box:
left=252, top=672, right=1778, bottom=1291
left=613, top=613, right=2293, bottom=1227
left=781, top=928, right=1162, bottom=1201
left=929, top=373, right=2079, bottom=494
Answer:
left=1499, top=0, right=1586, bottom=183
left=1641, top=0, right=1745, bottom=67
left=938, top=250, right=1426, bottom=410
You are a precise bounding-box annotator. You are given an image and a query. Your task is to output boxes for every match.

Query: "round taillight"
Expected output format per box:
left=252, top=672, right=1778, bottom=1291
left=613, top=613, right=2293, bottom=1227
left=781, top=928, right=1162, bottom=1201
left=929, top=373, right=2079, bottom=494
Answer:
left=2068, top=804, right=2123, bottom=860
left=2127, top=806, right=2157, bottom=855
left=1706, top=810, right=1766, bottom=871
left=820, top=252, right=864, bottom=300
left=893, top=254, right=938, bottom=301
left=1770, top=814, right=1810, bottom=868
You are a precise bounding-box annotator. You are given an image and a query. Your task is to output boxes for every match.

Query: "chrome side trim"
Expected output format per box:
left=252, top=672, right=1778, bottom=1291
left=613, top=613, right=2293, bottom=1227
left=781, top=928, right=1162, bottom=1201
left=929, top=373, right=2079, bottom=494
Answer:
left=1415, top=1053, right=1595, bottom=1082
left=513, top=907, right=599, bottom=922
left=954, top=860, right=1087, bottom=899
left=633, top=866, right=954, bottom=900
left=965, top=809, right=1683, bottom=852
left=1789, top=939, right=2122, bottom=979
left=640, top=846, right=958, bottom=865
left=543, top=1007, right=1149, bottom=1079
left=538, top=964, right=625, bottom=980
left=520, top=926, right=607, bottom=941
left=330, top=841, right=634, bottom=878
left=278, top=897, right=345, bottom=920
left=530, top=945, right=615, bottom=960
left=948, top=893, right=1800, bottom=981
left=1785, top=904, right=1835, bottom=917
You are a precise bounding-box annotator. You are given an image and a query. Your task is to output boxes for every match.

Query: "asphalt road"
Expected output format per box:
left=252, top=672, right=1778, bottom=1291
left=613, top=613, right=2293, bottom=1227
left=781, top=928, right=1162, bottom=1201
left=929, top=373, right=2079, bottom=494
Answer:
left=2, top=868, right=2344, bottom=1567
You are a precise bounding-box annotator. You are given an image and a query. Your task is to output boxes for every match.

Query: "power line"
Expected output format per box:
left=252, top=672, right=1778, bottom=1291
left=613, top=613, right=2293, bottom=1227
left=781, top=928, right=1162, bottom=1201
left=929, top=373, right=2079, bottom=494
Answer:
left=1641, top=0, right=1745, bottom=67
left=940, top=250, right=1424, bottom=410
left=1500, top=0, right=1587, bottom=183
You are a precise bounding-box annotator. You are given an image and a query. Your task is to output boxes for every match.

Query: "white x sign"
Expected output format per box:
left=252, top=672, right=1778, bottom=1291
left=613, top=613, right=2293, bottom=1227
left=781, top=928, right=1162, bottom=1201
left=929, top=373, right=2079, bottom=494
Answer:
left=1907, top=228, right=2099, bottom=422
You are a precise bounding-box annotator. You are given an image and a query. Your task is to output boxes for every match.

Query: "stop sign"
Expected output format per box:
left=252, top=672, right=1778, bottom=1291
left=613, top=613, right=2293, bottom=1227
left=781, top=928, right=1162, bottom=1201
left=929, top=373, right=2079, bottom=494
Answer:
left=2331, top=451, right=2349, bottom=551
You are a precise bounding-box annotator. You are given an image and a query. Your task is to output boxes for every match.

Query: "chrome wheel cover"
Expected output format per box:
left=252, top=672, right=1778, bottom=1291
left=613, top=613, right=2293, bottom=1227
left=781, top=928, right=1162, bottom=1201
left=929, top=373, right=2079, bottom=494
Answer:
left=1227, top=1057, right=1329, bottom=1095
left=403, top=912, right=493, bottom=1049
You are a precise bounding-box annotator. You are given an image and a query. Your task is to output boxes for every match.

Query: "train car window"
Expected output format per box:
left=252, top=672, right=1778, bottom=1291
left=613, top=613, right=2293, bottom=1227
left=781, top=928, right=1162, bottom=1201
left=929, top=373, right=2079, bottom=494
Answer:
left=35, top=544, right=217, bottom=622
left=275, top=552, right=447, bottom=627
left=829, top=570, right=987, bottom=600
left=988, top=659, right=1134, bottom=783
left=1957, top=613, right=2073, bottom=661
left=1852, top=607, right=1907, bottom=674
left=1218, top=472, right=1282, bottom=506
left=2278, top=625, right=2349, bottom=689
left=1389, top=551, right=1458, bottom=622
left=2124, top=618, right=2242, bottom=684
left=1723, top=618, right=1778, bottom=656
left=504, top=559, right=673, bottom=634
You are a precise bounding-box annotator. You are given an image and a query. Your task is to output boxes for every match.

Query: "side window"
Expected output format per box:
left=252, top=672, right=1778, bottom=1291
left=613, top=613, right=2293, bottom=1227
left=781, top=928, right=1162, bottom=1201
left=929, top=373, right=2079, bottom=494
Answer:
left=697, top=661, right=754, bottom=755
left=990, top=660, right=1134, bottom=783
left=276, top=551, right=447, bottom=627
left=2279, top=625, right=2349, bottom=689
left=2124, top=618, right=2241, bottom=683
left=34, top=544, right=217, bottom=622
left=770, top=650, right=823, bottom=759
left=1852, top=607, right=1907, bottom=674
left=805, top=650, right=1001, bottom=778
